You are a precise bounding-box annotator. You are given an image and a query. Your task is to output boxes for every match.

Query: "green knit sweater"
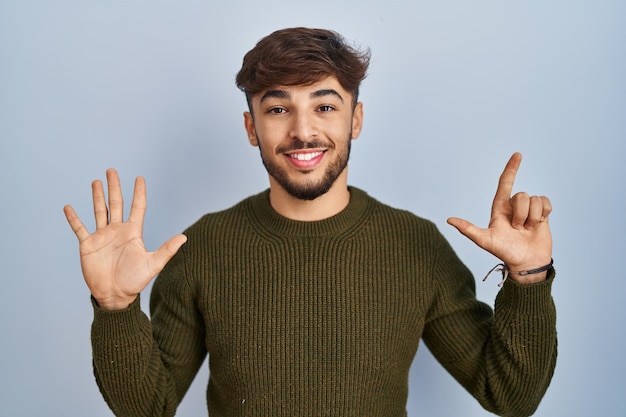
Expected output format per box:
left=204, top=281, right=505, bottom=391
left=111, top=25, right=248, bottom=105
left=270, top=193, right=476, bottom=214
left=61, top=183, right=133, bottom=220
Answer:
left=91, top=187, right=557, bottom=417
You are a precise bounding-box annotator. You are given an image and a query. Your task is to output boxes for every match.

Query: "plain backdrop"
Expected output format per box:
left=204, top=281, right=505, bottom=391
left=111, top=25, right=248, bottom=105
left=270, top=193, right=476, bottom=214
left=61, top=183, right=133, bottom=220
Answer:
left=1, top=1, right=624, bottom=416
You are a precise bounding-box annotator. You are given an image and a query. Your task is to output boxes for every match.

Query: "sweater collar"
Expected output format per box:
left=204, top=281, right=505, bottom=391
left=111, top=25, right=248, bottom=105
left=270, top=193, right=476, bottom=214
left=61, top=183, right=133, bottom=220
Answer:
left=246, top=186, right=371, bottom=238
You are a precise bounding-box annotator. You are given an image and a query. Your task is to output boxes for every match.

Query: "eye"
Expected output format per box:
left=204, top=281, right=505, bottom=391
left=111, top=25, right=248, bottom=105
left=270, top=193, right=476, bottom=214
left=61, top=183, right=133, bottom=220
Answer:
left=267, top=107, right=286, bottom=114
left=318, top=105, right=334, bottom=112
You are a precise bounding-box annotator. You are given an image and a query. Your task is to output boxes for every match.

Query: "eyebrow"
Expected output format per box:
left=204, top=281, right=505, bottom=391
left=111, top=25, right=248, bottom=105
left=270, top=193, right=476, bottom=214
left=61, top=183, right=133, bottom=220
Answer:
left=259, top=88, right=345, bottom=105
left=259, top=89, right=290, bottom=104
left=311, top=89, right=344, bottom=103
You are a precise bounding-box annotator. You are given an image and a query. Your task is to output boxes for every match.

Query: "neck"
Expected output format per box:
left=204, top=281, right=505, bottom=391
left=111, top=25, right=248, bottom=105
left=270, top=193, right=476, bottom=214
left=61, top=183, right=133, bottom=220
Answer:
left=268, top=172, right=351, bottom=221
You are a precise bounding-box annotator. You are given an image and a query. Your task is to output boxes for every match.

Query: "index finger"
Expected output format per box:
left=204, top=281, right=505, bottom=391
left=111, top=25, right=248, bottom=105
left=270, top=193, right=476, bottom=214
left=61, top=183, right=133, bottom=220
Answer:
left=493, top=152, right=522, bottom=206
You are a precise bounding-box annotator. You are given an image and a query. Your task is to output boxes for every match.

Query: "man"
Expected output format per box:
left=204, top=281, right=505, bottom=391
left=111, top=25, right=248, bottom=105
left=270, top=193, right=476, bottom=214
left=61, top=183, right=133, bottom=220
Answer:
left=64, top=27, right=556, bottom=417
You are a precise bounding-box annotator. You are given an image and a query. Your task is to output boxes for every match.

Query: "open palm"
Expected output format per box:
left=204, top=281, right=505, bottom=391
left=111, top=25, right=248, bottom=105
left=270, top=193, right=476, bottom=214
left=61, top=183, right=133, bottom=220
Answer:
left=64, top=169, right=187, bottom=310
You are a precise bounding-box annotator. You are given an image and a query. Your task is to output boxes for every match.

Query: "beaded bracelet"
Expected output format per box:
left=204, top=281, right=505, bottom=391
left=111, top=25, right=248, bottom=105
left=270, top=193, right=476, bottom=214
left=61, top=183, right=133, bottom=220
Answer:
left=483, top=259, right=554, bottom=287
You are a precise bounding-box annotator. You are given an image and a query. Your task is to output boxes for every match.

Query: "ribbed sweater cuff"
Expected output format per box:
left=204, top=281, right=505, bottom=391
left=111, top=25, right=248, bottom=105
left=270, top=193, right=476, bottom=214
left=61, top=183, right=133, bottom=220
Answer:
left=498, top=268, right=556, bottom=316
left=91, top=295, right=148, bottom=339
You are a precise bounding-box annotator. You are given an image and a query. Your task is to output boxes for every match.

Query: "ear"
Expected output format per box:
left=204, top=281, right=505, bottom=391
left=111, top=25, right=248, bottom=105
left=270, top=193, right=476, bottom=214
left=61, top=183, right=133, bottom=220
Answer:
left=351, top=102, right=364, bottom=140
left=243, top=111, right=258, bottom=146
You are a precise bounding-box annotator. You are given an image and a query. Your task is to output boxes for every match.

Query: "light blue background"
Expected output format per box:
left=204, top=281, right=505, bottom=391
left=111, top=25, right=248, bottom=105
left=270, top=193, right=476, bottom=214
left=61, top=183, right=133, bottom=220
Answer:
left=1, top=1, right=624, bottom=416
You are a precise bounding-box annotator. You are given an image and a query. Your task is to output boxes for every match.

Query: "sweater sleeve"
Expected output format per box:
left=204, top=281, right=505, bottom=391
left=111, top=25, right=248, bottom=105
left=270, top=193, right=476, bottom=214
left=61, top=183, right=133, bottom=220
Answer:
left=422, top=232, right=557, bottom=417
left=90, top=244, right=207, bottom=417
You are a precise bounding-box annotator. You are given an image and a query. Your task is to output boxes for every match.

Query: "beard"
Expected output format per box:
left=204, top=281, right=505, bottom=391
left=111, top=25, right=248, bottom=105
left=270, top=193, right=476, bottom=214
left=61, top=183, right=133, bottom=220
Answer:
left=257, top=134, right=352, bottom=201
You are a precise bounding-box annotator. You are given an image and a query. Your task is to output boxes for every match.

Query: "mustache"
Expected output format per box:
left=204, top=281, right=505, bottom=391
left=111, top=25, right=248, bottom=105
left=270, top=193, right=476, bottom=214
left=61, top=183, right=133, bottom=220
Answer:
left=276, top=139, right=335, bottom=154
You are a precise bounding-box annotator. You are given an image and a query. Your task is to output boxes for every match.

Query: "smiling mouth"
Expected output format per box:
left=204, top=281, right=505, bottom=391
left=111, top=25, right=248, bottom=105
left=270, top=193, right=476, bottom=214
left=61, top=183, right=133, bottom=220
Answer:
left=287, top=151, right=325, bottom=161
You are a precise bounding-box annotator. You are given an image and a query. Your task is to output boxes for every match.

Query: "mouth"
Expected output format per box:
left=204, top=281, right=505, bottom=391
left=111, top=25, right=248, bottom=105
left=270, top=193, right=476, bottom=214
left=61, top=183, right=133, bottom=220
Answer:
left=287, top=151, right=325, bottom=161
left=284, top=150, right=326, bottom=168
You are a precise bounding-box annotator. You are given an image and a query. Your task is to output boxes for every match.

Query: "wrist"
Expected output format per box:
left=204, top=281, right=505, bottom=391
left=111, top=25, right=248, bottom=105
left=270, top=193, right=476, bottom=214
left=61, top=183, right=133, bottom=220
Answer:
left=483, top=259, right=554, bottom=286
left=509, top=270, right=548, bottom=284
left=507, top=258, right=553, bottom=284
left=505, top=256, right=552, bottom=273
left=93, top=294, right=138, bottom=311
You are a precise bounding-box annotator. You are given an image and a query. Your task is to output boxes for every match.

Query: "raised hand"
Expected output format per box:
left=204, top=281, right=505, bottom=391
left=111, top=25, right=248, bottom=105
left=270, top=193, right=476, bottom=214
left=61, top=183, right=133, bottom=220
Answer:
left=447, top=153, right=553, bottom=284
left=64, top=169, right=187, bottom=310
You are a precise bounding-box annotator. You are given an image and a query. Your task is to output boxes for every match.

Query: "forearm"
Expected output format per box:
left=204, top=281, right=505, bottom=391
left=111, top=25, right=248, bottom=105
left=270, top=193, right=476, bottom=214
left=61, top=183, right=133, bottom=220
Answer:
left=90, top=296, right=179, bottom=417
left=483, top=270, right=557, bottom=416
left=424, top=234, right=557, bottom=417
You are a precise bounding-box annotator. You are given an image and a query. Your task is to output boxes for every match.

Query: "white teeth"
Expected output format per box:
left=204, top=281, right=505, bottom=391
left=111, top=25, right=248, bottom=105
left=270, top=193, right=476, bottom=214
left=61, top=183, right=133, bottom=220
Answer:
left=290, top=152, right=322, bottom=161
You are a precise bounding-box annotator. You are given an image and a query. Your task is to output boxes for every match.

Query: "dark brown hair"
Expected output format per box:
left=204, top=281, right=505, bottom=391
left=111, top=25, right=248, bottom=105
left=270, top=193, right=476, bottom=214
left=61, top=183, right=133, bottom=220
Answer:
left=236, top=27, right=371, bottom=109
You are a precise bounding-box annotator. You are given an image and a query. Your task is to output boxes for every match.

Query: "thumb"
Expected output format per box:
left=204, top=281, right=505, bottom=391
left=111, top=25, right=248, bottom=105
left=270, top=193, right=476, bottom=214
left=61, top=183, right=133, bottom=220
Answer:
left=447, top=217, right=484, bottom=245
left=148, top=234, right=188, bottom=276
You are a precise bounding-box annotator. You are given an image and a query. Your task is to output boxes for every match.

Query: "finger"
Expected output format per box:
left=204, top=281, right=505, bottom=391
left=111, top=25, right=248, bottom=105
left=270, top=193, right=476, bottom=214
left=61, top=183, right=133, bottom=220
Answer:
left=148, top=234, right=188, bottom=276
left=128, top=176, right=147, bottom=227
left=92, top=179, right=108, bottom=229
left=63, top=205, right=90, bottom=242
left=492, top=153, right=522, bottom=212
left=106, top=169, right=124, bottom=223
left=447, top=217, right=490, bottom=249
left=541, top=196, right=553, bottom=221
left=510, top=192, right=530, bottom=229
left=524, top=196, right=545, bottom=229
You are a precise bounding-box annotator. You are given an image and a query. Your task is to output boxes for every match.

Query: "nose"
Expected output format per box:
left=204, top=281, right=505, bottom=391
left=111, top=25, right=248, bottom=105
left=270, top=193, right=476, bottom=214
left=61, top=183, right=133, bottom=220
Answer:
left=289, top=110, right=319, bottom=142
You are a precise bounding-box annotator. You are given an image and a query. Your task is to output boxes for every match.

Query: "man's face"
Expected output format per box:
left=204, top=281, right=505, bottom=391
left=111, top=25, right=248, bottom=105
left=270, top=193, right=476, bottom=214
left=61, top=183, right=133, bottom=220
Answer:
left=244, top=76, right=363, bottom=201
